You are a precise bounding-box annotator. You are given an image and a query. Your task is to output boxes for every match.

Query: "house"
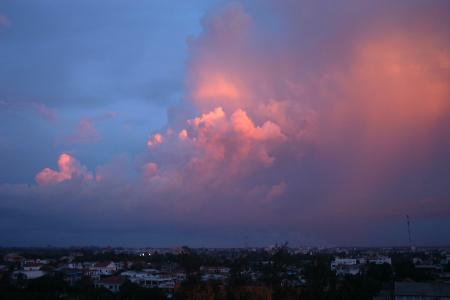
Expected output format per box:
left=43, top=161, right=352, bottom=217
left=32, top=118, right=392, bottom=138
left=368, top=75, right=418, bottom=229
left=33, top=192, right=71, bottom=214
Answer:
left=120, top=270, right=178, bottom=289
left=61, top=269, right=83, bottom=285
left=335, top=264, right=361, bottom=276
left=331, top=257, right=363, bottom=276
left=281, top=278, right=307, bottom=287
left=95, top=276, right=125, bottom=293
left=4, top=253, right=24, bottom=264
left=59, top=256, right=75, bottom=263
left=200, top=266, right=231, bottom=282
left=201, top=273, right=227, bottom=282
left=65, top=262, right=84, bottom=269
left=374, top=282, right=450, bottom=300
left=331, top=258, right=358, bottom=270
left=395, top=282, right=450, bottom=299
left=0, top=265, right=8, bottom=280
left=92, top=261, right=117, bottom=276
left=22, top=262, right=42, bottom=271
left=12, top=270, right=46, bottom=280
left=84, top=268, right=101, bottom=280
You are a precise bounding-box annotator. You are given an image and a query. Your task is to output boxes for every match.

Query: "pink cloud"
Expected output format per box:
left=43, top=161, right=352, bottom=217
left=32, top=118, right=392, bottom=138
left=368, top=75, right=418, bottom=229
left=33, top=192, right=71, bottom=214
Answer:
left=14, top=1, right=450, bottom=244
left=142, top=162, right=158, bottom=178
left=141, top=1, right=450, bottom=223
left=178, top=129, right=188, bottom=140
left=146, top=133, right=163, bottom=148
left=35, top=153, right=93, bottom=186
left=230, top=109, right=284, bottom=141
left=148, top=104, right=287, bottom=185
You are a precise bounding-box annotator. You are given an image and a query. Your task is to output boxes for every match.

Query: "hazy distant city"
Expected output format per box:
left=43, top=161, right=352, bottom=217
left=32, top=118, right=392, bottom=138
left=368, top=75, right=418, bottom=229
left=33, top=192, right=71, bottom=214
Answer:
left=1, top=245, right=450, bottom=299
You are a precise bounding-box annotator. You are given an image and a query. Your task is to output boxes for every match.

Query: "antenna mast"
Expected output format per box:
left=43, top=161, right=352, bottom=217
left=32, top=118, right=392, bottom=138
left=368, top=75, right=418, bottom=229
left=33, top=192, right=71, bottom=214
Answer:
left=406, top=215, right=412, bottom=250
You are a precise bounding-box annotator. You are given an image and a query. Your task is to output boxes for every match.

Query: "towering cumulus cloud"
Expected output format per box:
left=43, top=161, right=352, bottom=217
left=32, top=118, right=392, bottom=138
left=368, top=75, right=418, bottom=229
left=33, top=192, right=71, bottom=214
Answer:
left=1, top=1, right=450, bottom=246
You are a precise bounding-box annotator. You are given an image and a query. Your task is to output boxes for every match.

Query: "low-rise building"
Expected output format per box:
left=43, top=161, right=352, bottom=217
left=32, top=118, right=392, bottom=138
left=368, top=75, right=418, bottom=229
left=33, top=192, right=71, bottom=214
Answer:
left=332, top=255, right=392, bottom=276
left=4, top=253, right=25, bottom=264
left=95, top=276, right=125, bottom=293
left=200, top=266, right=231, bottom=274
left=335, top=264, right=361, bottom=276
left=120, top=270, right=178, bottom=289
left=92, top=261, right=117, bottom=276
left=331, top=258, right=358, bottom=270
left=22, top=262, right=42, bottom=271
left=61, top=269, right=83, bottom=285
left=375, top=282, right=450, bottom=300
left=368, top=256, right=392, bottom=265
left=12, top=270, right=46, bottom=280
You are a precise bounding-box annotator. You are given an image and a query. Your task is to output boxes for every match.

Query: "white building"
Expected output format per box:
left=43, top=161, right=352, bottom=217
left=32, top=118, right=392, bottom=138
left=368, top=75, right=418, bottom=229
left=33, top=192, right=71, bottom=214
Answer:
left=92, top=261, right=117, bottom=276
left=335, top=265, right=361, bottom=276
left=330, top=258, right=358, bottom=271
left=22, top=262, right=42, bottom=271
left=331, top=256, right=392, bottom=275
left=120, top=270, right=178, bottom=289
left=368, top=256, right=392, bottom=265
left=12, top=270, right=46, bottom=280
left=331, top=257, right=362, bottom=276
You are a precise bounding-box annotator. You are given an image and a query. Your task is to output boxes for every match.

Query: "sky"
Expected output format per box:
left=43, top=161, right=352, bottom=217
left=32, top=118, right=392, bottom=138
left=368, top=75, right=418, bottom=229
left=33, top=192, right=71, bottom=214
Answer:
left=0, top=0, right=449, bottom=247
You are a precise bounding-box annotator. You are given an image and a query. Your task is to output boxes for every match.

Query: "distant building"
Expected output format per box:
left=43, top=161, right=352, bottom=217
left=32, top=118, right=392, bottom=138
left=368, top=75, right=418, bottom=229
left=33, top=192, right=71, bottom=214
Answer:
left=331, top=256, right=392, bottom=276
left=200, top=266, right=231, bottom=274
left=61, top=269, right=83, bottom=285
left=22, top=262, right=42, bottom=271
left=4, top=253, right=24, bottom=264
left=95, top=276, right=125, bottom=293
left=331, top=258, right=358, bottom=270
left=92, top=261, right=117, bottom=276
left=120, top=270, right=177, bottom=289
left=201, top=273, right=228, bottom=282
left=368, top=256, right=392, bottom=265
left=374, top=282, right=450, bottom=300
left=12, top=270, right=46, bottom=280
left=0, top=265, right=7, bottom=273
left=200, top=266, right=231, bottom=282
left=336, top=264, right=361, bottom=276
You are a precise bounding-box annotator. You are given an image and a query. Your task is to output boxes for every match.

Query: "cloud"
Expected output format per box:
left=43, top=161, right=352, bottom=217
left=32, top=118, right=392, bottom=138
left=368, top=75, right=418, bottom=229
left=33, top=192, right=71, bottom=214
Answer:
left=178, top=129, right=188, bottom=140
left=35, top=153, right=93, bottom=185
left=146, top=133, right=163, bottom=148
left=1, top=1, right=450, bottom=246
left=132, top=0, right=450, bottom=232
left=147, top=104, right=288, bottom=188
left=142, top=162, right=158, bottom=178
